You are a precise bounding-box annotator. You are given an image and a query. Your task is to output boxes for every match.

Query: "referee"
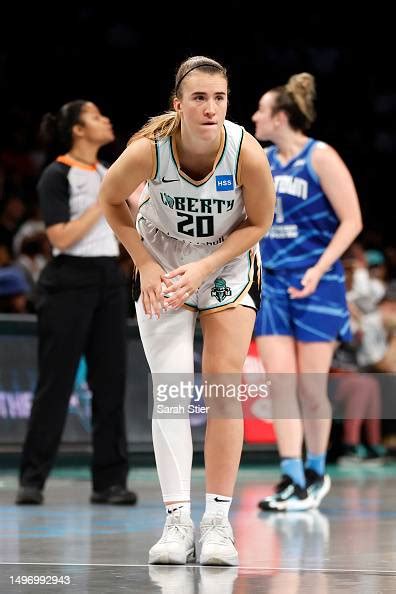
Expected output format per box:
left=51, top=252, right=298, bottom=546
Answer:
left=16, top=100, right=136, bottom=505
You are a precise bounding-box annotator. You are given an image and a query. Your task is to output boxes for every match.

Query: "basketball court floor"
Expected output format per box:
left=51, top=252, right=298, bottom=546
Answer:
left=1, top=465, right=395, bottom=593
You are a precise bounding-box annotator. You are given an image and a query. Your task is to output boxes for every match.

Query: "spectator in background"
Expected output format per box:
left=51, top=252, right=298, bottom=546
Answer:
left=368, top=248, right=396, bottom=347
left=0, top=194, right=26, bottom=258
left=13, top=206, right=51, bottom=312
left=16, top=99, right=137, bottom=506
left=0, top=244, right=11, bottom=268
left=380, top=279, right=396, bottom=340
left=384, top=245, right=396, bottom=280
left=365, top=249, right=388, bottom=282
left=332, top=250, right=388, bottom=466
left=0, top=259, right=29, bottom=313
left=344, top=245, right=396, bottom=373
left=346, top=247, right=388, bottom=369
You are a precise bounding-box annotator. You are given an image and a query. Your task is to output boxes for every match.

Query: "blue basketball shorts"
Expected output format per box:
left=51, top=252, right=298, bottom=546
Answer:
left=254, top=262, right=352, bottom=342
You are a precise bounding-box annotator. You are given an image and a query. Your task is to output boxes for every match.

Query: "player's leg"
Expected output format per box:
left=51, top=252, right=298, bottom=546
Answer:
left=199, top=304, right=255, bottom=565
left=256, top=336, right=314, bottom=511
left=136, top=298, right=198, bottom=564
left=255, top=268, right=313, bottom=511
left=297, top=340, right=335, bottom=507
left=292, top=264, right=350, bottom=507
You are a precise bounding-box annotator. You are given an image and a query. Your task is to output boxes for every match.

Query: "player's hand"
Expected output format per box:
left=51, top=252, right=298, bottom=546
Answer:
left=139, top=261, right=170, bottom=318
left=161, top=261, right=210, bottom=309
left=288, top=266, right=323, bottom=299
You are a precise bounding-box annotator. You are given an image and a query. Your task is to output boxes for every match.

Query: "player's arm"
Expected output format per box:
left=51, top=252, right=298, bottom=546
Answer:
left=288, top=144, right=363, bottom=299
left=99, top=138, right=155, bottom=268
left=99, top=138, right=167, bottom=317
left=312, top=144, right=363, bottom=275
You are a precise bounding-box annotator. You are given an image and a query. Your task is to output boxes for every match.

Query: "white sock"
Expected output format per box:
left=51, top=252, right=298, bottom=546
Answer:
left=165, top=501, right=191, bottom=517
left=205, top=493, right=232, bottom=518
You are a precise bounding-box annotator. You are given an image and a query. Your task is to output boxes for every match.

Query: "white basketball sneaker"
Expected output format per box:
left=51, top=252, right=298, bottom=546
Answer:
left=199, top=511, right=239, bottom=566
left=149, top=509, right=195, bottom=565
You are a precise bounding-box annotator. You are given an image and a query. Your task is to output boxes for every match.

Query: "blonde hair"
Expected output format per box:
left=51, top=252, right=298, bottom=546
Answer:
left=129, top=56, right=227, bottom=144
left=286, top=73, right=316, bottom=125
left=271, top=72, right=316, bottom=131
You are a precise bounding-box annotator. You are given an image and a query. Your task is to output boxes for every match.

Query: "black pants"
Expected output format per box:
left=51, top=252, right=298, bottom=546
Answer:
left=19, top=256, right=129, bottom=491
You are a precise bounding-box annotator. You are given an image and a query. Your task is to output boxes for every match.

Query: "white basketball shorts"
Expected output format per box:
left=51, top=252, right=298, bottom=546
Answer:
left=133, top=217, right=261, bottom=315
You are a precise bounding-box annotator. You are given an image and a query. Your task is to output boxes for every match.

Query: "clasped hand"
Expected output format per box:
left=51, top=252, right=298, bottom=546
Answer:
left=140, top=260, right=210, bottom=318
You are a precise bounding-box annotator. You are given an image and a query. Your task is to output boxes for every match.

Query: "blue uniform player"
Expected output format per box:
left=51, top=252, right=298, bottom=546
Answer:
left=252, top=73, right=362, bottom=511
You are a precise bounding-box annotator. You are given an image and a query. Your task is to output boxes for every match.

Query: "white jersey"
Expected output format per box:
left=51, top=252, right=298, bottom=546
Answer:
left=137, top=120, right=245, bottom=246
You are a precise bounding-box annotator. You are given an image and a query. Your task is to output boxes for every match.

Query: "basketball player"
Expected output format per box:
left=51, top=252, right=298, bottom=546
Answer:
left=252, top=73, right=362, bottom=511
left=99, top=56, right=275, bottom=564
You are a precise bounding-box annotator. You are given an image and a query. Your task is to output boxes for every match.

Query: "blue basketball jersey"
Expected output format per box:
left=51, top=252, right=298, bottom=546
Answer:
left=260, top=139, right=339, bottom=270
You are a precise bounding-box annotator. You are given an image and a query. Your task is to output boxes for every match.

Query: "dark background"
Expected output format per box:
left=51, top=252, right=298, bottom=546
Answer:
left=1, top=7, right=395, bottom=245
